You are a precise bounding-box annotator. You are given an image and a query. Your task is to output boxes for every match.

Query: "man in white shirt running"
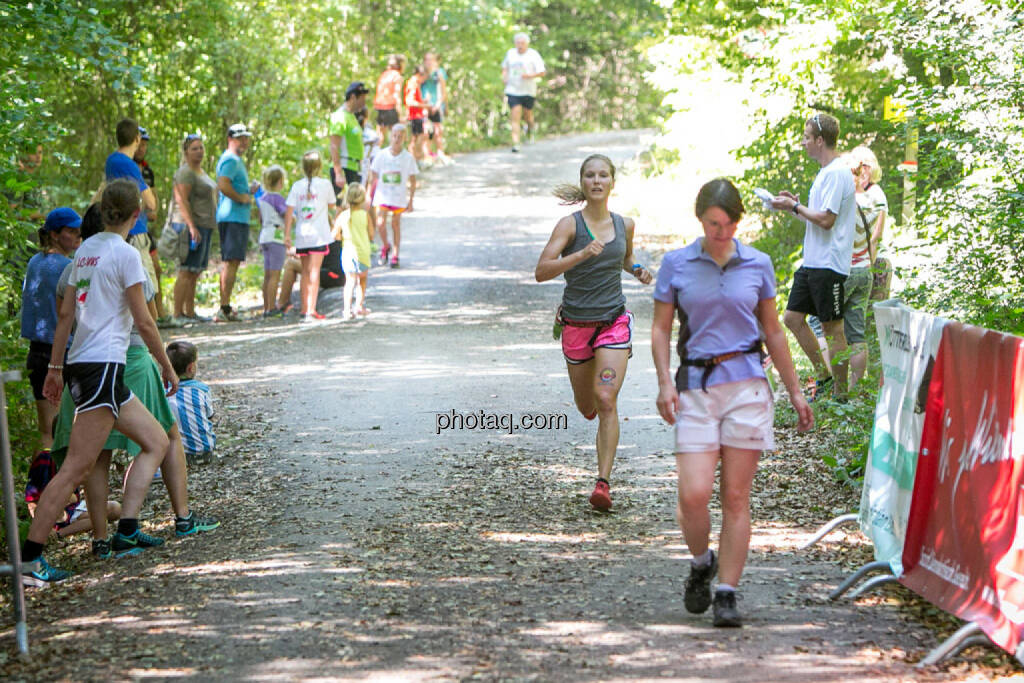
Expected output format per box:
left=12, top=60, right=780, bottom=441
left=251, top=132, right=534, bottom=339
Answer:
left=771, top=113, right=856, bottom=400
left=501, top=32, right=546, bottom=153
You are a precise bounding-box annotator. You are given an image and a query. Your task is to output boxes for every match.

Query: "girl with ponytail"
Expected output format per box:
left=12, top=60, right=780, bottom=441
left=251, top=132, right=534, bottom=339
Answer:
left=283, top=150, right=338, bottom=322
left=534, top=154, right=652, bottom=513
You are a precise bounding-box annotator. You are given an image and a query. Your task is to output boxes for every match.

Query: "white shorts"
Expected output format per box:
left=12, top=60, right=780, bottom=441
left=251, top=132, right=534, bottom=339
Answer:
left=674, top=378, right=774, bottom=453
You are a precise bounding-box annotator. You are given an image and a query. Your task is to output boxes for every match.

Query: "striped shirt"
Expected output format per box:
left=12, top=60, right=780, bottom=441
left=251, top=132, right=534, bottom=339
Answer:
left=168, top=379, right=215, bottom=456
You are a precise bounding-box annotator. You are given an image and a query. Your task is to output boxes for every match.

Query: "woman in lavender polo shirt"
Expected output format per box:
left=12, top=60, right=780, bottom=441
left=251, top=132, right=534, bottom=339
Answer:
left=651, top=178, right=813, bottom=628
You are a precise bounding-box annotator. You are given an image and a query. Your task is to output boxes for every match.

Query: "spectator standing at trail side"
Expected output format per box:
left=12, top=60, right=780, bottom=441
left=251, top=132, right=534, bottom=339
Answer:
left=133, top=127, right=169, bottom=323
left=105, top=118, right=159, bottom=321
left=770, top=113, right=856, bottom=401
left=335, top=183, right=374, bottom=319
left=284, top=150, right=337, bottom=322
left=652, top=178, right=813, bottom=628
left=369, top=124, right=418, bottom=269
left=215, top=123, right=256, bottom=323
left=421, top=51, right=450, bottom=164
left=329, top=82, right=370, bottom=198
left=6, top=143, right=46, bottom=224
left=405, top=66, right=428, bottom=165
left=20, top=180, right=177, bottom=585
left=21, top=208, right=81, bottom=452
left=171, top=134, right=218, bottom=323
left=534, top=154, right=653, bottom=513
left=374, top=55, right=405, bottom=140
left=846, top=145, right=889, bottom=387
left=257, top=165, right=289, bottom=316
left=501, top=32, right=546, bottom=153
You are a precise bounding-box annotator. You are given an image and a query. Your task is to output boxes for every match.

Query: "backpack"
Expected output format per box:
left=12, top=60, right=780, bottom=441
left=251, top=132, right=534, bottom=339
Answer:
left=319, top=240, right=346, bottom=289
left=156, top=196, right=189, bottom=263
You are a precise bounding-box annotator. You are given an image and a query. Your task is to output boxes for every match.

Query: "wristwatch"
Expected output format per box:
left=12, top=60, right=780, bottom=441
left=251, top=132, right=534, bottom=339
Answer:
left=792, top=202, right=801, bottom=215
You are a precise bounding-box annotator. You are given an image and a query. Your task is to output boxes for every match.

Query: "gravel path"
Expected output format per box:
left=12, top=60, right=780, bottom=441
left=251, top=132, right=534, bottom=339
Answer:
left=1, top=131, right=956, bottom=681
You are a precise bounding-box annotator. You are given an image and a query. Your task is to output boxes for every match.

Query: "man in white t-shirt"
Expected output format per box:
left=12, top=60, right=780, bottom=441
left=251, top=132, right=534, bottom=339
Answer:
left=771, top=113, right=856, bottom=400
left=369, top=124, right=418, bottom=268
left=501, top=32, right=546, bottom=153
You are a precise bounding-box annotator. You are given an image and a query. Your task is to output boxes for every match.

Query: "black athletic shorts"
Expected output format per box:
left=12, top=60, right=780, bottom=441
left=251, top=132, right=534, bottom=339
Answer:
left=786, top=266, right=846, bottom=323
left=329, top=167, right=363, bottom=205
left=410, top=118, right=425, bottom=136
left=375, top=108, right=399, bottom=128
left=65, top=362, right=133, bottom=417
left=507, top=94, right=536, bottom=110
left=428, top=109, right=443, bottom=124
left=26, top=340, right=53, bottom=401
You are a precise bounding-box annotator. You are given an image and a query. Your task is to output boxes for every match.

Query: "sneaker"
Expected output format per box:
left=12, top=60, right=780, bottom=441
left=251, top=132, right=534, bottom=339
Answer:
left=186, top=313, right=212, bottom=323
left=156, top=316, right=184, bottom=329
left=712, top=589, right=742, bottom=627
left=213, top=306, right=239, bottom=323
left=806, top=376, right=833, bottom=403
left=390, top=257, right=399, bottom=268
left=92, top=538, right=112, bottom=559
left=176, top=512, right=221, bottom=537
left=111, top=529, right=165, bottom=558
left=684, top=551, right=718, bottom=614
left=22, top=556, right=71, bottom=586
left=589, top=479, right=612, bottom=512
left=379, top=244, right=390, bottom=266
left=511, top=145, right=520, bottom=153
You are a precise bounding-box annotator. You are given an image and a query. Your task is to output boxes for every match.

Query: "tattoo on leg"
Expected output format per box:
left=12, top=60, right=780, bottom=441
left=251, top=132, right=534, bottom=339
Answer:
left=599, top=368, right=616, bottom=384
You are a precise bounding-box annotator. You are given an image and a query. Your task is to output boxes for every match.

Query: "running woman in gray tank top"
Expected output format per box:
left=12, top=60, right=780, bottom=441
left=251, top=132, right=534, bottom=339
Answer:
left=535, top=154, right=652, bottom=512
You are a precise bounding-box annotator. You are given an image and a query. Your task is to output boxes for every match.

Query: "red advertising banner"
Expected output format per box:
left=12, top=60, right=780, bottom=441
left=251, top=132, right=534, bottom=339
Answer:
left=901, top=322, right=1024, bottom=654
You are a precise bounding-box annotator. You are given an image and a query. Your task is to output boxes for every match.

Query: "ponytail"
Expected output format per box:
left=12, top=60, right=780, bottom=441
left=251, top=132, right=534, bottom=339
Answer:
left=552, top=184, right=586, bottom=205
left=100, top=178, right=141, bottom=227
left=301, top=150, right=322, bottom=197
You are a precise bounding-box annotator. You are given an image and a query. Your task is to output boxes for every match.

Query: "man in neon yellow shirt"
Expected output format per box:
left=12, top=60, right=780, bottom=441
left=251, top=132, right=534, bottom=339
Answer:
left=329, top=82, right=369, bottom=203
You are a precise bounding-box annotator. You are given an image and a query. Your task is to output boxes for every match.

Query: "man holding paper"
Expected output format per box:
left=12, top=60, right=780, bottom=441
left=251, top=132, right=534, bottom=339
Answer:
left=770, top=113, right=856, bottom=400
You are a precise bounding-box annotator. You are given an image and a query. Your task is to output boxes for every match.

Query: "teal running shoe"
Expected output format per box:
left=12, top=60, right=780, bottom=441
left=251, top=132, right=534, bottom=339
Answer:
left=92, top=538, right=112, bottom=559
left=111, top=529, right=164, bottom=558
left=22, top=556, right=71, bottom=586
left=175, top=512, right=221, bottom=537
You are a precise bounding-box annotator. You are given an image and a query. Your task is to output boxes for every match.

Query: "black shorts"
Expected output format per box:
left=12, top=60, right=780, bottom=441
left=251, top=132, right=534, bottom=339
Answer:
left=428, top=109, right=443, bottom=124
left=296, top=244, right=329, bottom=256
left=65, top=362, right=133, bottom=417
left=786, top=266, right=846, bottom=322
left=26, top=340, right=53, bottom=401
left=329, top=167, right=363, bottom=205
left=410, top=118, right=425, bottom=136
left=507, top=94, right=536, bottom=110
left=375, top=108, right=399, bottom=128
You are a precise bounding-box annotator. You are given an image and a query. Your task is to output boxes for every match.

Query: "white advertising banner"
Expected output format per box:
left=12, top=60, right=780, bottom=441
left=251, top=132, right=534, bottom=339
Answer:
left=858, top=300, right=948, bottom=575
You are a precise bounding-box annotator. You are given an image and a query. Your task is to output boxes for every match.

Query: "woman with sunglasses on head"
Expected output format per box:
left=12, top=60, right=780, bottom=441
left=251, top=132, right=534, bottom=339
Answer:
left=535, top=154, right=652, bottom=513
left=653, top=178, right=813, bottom=627
left=170, top=133, right=218, bottom=323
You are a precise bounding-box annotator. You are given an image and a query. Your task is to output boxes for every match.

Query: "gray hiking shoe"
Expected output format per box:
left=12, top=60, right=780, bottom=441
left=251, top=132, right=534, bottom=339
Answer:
left=684, top=551, right=718, bottom=614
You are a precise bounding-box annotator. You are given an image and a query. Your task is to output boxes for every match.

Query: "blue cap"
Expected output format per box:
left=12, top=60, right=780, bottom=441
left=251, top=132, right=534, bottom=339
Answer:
left=43, top=207, right=82, bottom=232
left=139, top=127, right=150, bottom=141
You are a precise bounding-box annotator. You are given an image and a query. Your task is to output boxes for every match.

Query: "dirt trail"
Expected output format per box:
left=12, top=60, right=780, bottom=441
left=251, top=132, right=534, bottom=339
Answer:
left=2, top=132, right=953, bottom=681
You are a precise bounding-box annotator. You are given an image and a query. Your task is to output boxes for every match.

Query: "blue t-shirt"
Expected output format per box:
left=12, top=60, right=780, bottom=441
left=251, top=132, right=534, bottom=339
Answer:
left=216, top=150, right=251, bottom=224
left=653, top=239, right=776, bottom=391
left=104, top=151, right=148, bottom=236
left=21, top=252, right=72, bottom=344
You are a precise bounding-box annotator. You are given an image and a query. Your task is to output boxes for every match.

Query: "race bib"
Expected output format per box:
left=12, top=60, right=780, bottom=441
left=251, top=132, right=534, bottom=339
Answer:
left=382, top=172, right=401, bottom=185
left=300, top=205, right=315, bottom=220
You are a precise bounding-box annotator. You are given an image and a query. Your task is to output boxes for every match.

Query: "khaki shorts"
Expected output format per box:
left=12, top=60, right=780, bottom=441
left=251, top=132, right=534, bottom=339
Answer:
left=128, top=232, right=158, bottom=290
left=674, top=378, right=774, bottom=453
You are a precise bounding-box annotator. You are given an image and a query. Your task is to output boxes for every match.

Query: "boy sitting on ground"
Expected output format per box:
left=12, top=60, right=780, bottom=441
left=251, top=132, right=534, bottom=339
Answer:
left=166, top=341, right=216, bottom=465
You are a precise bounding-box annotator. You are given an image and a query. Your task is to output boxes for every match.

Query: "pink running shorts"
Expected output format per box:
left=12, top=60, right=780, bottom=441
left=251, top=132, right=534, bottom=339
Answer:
left=561, top=311, right=634, bottom=365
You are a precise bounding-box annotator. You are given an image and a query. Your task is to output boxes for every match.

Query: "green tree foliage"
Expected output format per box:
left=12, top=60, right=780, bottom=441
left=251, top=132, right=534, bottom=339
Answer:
left=668, top=0, right=1024, bottom=332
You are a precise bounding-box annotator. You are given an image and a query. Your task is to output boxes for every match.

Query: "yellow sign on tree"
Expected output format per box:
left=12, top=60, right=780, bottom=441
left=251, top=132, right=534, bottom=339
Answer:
left=884, top=95, right=907, bottom=123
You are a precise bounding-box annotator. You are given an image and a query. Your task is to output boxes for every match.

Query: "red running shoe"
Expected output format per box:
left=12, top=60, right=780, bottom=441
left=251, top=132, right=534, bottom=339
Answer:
left=589, top=479, right=611, bottom=512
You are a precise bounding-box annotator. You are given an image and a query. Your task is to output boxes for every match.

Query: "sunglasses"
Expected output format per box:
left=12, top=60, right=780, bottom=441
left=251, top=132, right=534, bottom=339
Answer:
left=812, top=113, right=823, bottom=135
left=184, top=133, right=202, bottom=142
